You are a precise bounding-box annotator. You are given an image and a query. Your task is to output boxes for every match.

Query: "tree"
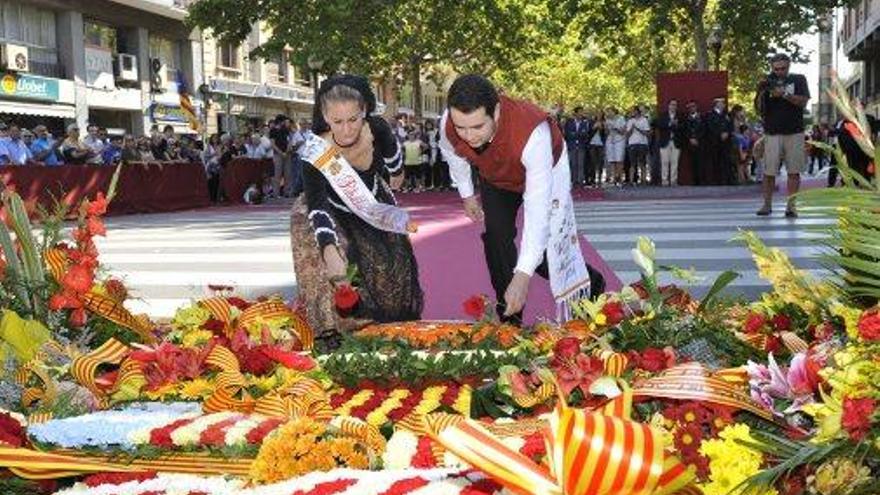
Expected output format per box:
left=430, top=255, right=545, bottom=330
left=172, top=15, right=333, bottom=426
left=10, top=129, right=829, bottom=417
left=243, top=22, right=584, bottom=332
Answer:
left=186, top=0, right=553, bottom=118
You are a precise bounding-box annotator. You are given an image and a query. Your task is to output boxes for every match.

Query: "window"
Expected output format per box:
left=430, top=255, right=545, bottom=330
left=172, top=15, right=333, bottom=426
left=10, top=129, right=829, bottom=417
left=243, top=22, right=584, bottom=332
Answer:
left=149, top=35, right=181, bottom=84
left=218, top=42, right=240, bottom=69
left=266, top=51, right=286, bottom=83
left=0, top=1, right=59, bottom=77
left=84, top=20, right=116, bottom=49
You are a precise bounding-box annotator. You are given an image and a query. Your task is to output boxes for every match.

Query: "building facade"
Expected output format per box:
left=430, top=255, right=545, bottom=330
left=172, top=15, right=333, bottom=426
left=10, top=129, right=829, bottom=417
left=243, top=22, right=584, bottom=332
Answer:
left=840, top=0, right=880, bottom=115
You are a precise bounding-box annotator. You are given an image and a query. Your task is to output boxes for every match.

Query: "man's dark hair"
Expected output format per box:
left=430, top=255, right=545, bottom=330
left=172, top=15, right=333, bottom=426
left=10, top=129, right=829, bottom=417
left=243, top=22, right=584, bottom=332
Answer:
left=668, top=99, right=678, bottom=105
left=447, top=74, right=499, bottom=116
left=770, top=53, right=790, bottom=64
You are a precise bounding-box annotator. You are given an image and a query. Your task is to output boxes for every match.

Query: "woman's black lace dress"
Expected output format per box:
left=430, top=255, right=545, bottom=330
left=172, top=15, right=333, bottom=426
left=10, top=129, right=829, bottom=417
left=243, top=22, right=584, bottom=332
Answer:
left=297, top=116, right=423, bottom=331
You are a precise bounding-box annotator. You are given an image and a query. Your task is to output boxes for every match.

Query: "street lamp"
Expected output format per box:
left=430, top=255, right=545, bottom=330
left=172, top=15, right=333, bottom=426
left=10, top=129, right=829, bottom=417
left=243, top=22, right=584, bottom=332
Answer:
left=307, top=55, right=324, bottom=95
left=707, top=25, right=723, bottom=71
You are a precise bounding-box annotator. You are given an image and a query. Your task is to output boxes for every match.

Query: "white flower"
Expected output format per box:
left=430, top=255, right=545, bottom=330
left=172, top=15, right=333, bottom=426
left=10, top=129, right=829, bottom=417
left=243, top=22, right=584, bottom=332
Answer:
left=442, top=450, right=469, bottom=470
left=224, top=416, right=265, bottom=447
left=170, top=412, right=238, bottom=447
left=382, top=430, right=419, bottom=469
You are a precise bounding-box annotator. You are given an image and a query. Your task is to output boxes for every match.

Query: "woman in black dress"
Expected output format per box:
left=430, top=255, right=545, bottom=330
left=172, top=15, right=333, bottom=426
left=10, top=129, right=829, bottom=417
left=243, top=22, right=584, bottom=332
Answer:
left=291, top=75, right=423, bottom=342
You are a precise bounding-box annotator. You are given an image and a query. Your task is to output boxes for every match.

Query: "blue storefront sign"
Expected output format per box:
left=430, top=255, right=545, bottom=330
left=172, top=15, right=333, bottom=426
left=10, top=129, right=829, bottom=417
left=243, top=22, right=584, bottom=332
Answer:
left=0, top=73, right=60, bottom=101
left=150, top=102, right=188, bottom=123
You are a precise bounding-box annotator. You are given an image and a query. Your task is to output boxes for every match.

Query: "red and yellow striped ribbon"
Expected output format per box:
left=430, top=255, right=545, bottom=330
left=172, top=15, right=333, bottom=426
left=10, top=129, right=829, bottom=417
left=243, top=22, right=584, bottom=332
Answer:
left=594, top=350, right=629, bottom=378
left=780, top=331, right=809, bottom=354
left=199, top=297, right=235, bottom=336
left=69, top=338, right=131, bottom=407
left=0, top=446, right=143, bottom=480
left=632, top=363, right=772, bottom=421
left=199, top=297, right=314, bottom=349
left=15, top=361, right=57, bottom=409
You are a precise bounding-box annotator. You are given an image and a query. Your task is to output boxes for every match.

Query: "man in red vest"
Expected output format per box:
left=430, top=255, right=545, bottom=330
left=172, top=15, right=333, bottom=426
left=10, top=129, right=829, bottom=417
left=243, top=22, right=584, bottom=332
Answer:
left=439, top=75, right=602, bottom=323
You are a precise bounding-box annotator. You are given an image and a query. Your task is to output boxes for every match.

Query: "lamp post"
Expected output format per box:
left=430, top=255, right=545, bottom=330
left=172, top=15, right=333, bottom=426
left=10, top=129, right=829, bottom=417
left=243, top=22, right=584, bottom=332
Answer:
left=307, top=55, right=324, bottom=98
left=707, top=25, right=723, bottom=71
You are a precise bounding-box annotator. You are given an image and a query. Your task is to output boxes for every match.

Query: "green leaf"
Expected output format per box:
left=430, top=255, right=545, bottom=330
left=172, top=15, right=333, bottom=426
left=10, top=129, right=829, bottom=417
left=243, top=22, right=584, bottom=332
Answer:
left=698, top=270, right=740, bottom=313
left=0, top=309, right=51, bottom=363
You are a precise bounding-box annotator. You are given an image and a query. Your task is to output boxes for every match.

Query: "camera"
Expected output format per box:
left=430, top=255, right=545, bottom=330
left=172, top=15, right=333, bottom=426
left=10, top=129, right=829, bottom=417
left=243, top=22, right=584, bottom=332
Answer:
left=765, top=73, right=787, bottom=96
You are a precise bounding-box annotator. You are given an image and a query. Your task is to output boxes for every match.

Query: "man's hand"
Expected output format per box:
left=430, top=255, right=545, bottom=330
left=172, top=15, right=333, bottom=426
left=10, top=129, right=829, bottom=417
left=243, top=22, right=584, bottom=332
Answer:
left=503, top=271, right=531, bottom=317
left=689, top=138, right=698, bottom=147
left=721, top=132, right=729, bottom=141
left=462, top=195, right=484, bottom=222
left=390, top=173, right=404, bottom=191
left=770, top=87, right=785, bottom=98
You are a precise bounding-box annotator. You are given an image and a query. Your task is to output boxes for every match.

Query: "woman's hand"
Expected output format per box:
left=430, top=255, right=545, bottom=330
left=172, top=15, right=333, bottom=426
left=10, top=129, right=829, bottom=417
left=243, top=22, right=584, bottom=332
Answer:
left=322, top=245, right=348, bottom=283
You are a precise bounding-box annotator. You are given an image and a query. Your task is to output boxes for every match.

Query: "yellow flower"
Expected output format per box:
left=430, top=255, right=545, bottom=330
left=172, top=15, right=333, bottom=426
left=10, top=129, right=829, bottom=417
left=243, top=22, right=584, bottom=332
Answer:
left=179, top=379, right=214, bottom=400
left=248, top=374, right=279, bottom=393
left=335, top=390, right=373, bottom=416
left=181, top=329, right=214, bottom=348
left=144, top=382, right=178, bottom=400
left=699, top=424, right=777, bottom=495
left=171, top=304, right=211, bottom=333
left=453, top=385, right=472, bottom=416
left=812, top=458, right=871, bottom=495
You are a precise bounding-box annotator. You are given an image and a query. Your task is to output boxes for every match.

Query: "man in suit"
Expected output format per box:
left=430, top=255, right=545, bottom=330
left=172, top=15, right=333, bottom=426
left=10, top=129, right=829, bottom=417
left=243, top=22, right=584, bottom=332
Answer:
left=683, top=100, right=704, bottom=185
left=703, top=97, right=735, bottom=185
left=563, top=106, right=589, bottom=186
left=654, top=99, right=681, bottom=186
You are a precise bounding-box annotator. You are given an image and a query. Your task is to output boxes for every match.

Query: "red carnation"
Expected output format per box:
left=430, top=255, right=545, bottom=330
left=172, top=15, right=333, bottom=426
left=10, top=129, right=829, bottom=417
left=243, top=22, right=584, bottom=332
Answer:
left=771, top=313, right=792, bottom=332
left=520, top=432, right=546, bottom=461
left=334, top=284, right=360, bottom=314
left=103, top=278, right=128, bottom=302
left=743, top=313, right=766, bottom=334
left=226, top=297, right=250, bottom=311
left=381, top=477, right=429, bottom=495
left=637, top=347, right=669, bottom=372
left=411, top=436, right=437, bottom=468
left=841, top=397, right=875, bottom=441
left=553, top=337, right=582, bottom=360
left=0, top=413, right=25, bottom=447
left=857, top=308, right=880, bottom=341
left=601, top=301, right=625, bottom=325
left=68, top=308, right=87, bottom=328
left=83, top=471, right=157, bottom=488
left=764, top=334, right=783, bottom=354
left=463, top=294, right=487, bottom=319
left=62, top=264, right=94, bottom=293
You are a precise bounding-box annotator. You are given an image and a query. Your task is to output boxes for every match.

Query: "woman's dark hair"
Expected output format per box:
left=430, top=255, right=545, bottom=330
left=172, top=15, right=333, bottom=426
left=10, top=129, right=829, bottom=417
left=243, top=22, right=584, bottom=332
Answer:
left=447, top=74, right=499, bottom=116
left=311, top=74, right=377, bottom=134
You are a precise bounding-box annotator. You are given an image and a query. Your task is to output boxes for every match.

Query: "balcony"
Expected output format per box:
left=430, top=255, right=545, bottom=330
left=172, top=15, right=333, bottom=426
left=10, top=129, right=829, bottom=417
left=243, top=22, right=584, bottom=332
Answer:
left=843, top=7, right=880, bottom=59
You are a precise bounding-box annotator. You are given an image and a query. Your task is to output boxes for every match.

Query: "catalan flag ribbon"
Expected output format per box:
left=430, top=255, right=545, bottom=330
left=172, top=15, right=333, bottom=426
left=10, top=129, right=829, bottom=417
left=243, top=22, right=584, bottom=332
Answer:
left=176, top=70, right=199, bottom=131
left=427, top=386, right=700, bottom=495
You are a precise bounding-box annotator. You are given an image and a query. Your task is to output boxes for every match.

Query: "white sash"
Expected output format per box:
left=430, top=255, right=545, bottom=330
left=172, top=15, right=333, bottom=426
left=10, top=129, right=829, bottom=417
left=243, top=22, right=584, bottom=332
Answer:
left=547, top=147, right=591, bottom=319
left=300, top=134, right=414, bottom=234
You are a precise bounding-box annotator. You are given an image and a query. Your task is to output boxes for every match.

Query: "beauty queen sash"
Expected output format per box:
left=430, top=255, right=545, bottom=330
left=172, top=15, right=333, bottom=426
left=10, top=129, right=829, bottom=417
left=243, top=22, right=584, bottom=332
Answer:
left=547, top=146, right=590, bottom=319
left=300, top=133, right=416, bottom=234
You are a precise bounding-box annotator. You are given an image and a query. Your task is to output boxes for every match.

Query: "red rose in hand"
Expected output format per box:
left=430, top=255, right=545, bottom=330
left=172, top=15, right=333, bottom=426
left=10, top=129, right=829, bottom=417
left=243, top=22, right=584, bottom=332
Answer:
left=601, top=301, right=625, bottom=325
left=857, top=308, right=880, bottom=341
left=743, top=313, right=766, bottom=334
left=841, top=396, right=875, bottom=441
left=334, top=284, right=360, bottom=313
left=463, top=294, right=487, bottom=319
left=553, top=337, right=582, bottom=360
left=771, top=313, right=792, bottom=332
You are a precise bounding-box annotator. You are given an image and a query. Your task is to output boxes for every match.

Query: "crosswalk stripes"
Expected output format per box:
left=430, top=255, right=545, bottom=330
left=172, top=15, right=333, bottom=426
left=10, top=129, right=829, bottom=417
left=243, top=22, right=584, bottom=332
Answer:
left=574, top=197, right=834, bottom=300
left=94, top=196, right=832, bottom=319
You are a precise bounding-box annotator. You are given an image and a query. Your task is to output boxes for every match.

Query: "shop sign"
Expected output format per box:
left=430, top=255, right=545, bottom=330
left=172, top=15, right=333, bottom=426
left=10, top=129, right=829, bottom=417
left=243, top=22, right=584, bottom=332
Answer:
left=0, top=73, right=59, bottom=101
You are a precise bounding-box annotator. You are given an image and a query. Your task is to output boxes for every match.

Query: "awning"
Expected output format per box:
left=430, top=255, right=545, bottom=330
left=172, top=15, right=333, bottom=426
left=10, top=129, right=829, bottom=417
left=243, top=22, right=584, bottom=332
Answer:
left=0, top=100, right=76, bottom=119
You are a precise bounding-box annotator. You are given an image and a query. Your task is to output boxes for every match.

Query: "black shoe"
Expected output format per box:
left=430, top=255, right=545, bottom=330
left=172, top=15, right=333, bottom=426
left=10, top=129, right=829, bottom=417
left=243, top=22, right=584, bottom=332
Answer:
left=785, top=209, right=798, bottom=218
left=756, top=208, right=772, bottom=216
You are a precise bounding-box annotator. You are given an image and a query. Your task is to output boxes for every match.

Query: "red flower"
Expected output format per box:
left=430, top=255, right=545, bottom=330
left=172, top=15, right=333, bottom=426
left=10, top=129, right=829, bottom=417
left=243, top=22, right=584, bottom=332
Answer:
left=554, top=353, right=605, bottom=397
left=245, top=418, right=284, bottom=444
left=675, top=402, right=710, bottom=425
left=674, top=422, right=704, bottom=456
left=201, top=318, right=226, bottom=334
left=334, top=284, right=360, bottom=313
left=841, top=397, right=875, bottom=441
left=85, top=192, right=108, bottom=216
left=771, top=313, right=792, bottom=332
left=0, top=413, right=25, bottom=447
left=49, top=291, right=82, bottom=310
left=239, top=345, right=275, bottom=375
left=462, top=479, right=504, bottom=495
left=260, top=347, right=316, bottom=371
left=600, top=301, right=625, bottom=325
left=380, top=477, right=429, bottom=495
left=226, top=297, right=250, bottom=311
left=520, top=432, right=546, bottom=461
left=463, top=294, right=487, bottom=319
left=292, top=479, right=357, bottom=495
left=411, top=436, right=437, bottom=468
left=637, top=347, right=670, bottom=372
left=104, top=278, right=128, bottom=302
left=62, top=264, right=94, bottom=293
left=743, top=312, right=766, bottom=334
left=86, top=216, right=106, bottom=237
left=764, top=334, right=783, bottom=354
left=68, top=308, right=87, bottom=327
left=82, top=471, right=157, bottom=488
left=857, top=308, right=880, bottom=341
left=812, top=321, right=836, bottom=341
left=553, top=337, right=582, bottom=360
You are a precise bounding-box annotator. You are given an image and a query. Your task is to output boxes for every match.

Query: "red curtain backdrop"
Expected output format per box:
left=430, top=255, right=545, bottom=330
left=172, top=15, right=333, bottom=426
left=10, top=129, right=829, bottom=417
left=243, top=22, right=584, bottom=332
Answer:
left=221, top=158, right=273, bottom=204
left=656, top=71, right=728, bottom=185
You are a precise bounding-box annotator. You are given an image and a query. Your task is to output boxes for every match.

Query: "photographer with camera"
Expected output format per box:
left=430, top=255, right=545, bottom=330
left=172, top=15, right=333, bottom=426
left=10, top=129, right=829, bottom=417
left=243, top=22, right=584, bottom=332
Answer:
left=754, top=53, right=810, bottom=217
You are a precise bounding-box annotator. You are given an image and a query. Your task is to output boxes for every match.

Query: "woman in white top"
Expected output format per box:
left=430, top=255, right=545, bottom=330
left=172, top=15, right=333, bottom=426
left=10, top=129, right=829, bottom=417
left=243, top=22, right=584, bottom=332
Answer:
left=626, top=105, right=651, bottom=185
left=605, top=107, right=627, bottom=185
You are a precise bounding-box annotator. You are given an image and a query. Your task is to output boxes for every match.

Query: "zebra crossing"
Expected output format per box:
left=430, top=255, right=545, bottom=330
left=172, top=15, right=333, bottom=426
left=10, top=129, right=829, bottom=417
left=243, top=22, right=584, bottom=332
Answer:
left=576, top=197, right=832, bottom=300
left=94, top=196, right=832, bottom=319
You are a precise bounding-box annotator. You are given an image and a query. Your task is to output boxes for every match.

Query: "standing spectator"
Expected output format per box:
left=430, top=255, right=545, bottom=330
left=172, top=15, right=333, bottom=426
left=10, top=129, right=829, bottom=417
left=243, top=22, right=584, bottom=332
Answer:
left=403, top=131, right=425, bottom=192
left=588, top=110, right=606, bottom=186
left=137, top=136, right=156, bottom=161
left=60, top=124, right=93, bottom=164
left=82, top=124, right=105, bottom=165
left=203, top=134, right=223, bottom=203
left=654, top=99, right=681, bottom=186
left=150, top=125, right=170, bottom=160
left=0, top=125, right=33, bottom=165
left=245, top=132, right=272, bottom=159
left=177, top=136, right=201, bottom=163
left=605, top=107, right=626, bottom=185
left=121, top=134, right=142, bottom=163
left=425, top=120, right=444, bottom=190
left=626, top=105, right=650, bottom=185
left=704, top=97, right=734, bottom=185
left=29, top=125, right=61, bottom=166
left=563, top=106, right=589, bottom=186
left=101, top=134, right=123, bottom=165
left=288, top=119, right=308, bottom=197
left=683, top=100, right=704, bottom=185
left=270, top=116, right=290, bottom=199
left=755, top=53, right=810, bottom=217
left=734, top=124, right=752, bottom=184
